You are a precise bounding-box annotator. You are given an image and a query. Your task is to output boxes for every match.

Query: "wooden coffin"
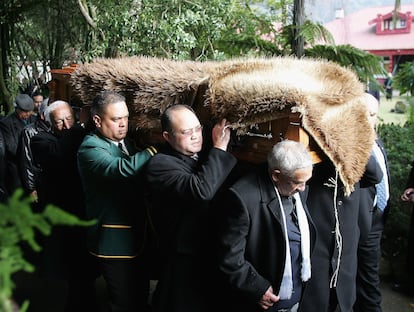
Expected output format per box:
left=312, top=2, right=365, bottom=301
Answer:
left=48, top=56, right=374, bottom=195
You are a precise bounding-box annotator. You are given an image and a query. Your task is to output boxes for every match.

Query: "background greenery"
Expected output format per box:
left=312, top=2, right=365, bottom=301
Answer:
left=0, top=189, right=96, bottom=311
left=377, top=94, right=414, bottom=281
left=1, top=0, right=389, bottom=113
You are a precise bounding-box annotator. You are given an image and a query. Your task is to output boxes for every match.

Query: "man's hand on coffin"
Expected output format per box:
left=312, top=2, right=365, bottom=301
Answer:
left=212, top=118, right=231, bottom=151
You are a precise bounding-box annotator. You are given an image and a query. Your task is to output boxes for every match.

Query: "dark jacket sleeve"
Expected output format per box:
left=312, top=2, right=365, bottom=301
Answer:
left=216, top=186, right=271, bottom=305
left=17, top=127, right=37, bottom=193
left=360, top=154, right=383, bottom=188
left=406, top=161, right=414, bottom=188
left=0, top=118, right=17, bottom=157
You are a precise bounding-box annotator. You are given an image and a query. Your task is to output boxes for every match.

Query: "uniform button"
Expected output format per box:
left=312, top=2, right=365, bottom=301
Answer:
left=338, top=201, right=343, bottom=205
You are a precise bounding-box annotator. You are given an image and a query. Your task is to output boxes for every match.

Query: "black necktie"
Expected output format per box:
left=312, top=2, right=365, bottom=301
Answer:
left=282, top=196, right=298, bottom=227
left=282, top=196, right=294, bottom=215
left=118, top=142, right=128, bottom=155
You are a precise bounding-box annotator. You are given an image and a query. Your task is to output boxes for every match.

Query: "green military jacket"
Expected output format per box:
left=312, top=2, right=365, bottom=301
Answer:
left=77, top=132, right=156, bottom=258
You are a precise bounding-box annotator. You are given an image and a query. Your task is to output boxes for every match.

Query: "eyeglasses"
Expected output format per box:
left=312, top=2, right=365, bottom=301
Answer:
left=173, top=124, right=203, bottom=137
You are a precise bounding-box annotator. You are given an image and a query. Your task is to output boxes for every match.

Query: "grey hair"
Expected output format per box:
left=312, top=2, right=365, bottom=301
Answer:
left=267, top=139, right=313, bottom=177
left=44, top=100, right=71, bottom=124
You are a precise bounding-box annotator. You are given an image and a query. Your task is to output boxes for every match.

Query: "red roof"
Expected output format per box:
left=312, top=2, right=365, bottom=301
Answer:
left=324, top=4, right=414, bottom=51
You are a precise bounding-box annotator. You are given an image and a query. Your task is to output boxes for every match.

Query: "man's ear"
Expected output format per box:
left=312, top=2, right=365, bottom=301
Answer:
left=162, top=131, right=169, bottom=142
left=271, top=169, right=281, bottom=183
left=93, top=115, right=101, bottom=127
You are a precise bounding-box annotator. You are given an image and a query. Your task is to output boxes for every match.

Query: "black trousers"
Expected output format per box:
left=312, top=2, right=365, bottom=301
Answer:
left=354, top=209, right=384, bottom=312
left=406, top=207, right=414, bottom=283
left=100, top=256, right=150, bottom=312
left=39, top=226, right=100, bottom=311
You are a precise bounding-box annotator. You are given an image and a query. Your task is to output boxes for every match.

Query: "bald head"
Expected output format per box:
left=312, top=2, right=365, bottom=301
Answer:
left=364, top=93, right=379, bottom=130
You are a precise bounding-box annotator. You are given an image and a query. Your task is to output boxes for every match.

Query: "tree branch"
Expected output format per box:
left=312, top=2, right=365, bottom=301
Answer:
left=77, top=0, right=96, bottom=29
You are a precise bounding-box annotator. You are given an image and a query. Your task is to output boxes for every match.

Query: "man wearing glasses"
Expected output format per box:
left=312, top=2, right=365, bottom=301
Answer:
left=145, top=104, right=237, bottom=312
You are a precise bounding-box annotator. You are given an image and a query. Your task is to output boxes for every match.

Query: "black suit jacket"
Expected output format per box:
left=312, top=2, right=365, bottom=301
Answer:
left=0, top=112, right=36, bottom=194
left=300, top=155, right=382, bottom=312
left=145, top=143, right=237, bottom=312
left=359, top=138, right=390, bottom=240
left=215, top=163, right=316, bottom=312
left=17, top=118, right=50, bottom=195
left=31, top=124, right=88, bottom=216
left=30, top=124, right=92, bottom=279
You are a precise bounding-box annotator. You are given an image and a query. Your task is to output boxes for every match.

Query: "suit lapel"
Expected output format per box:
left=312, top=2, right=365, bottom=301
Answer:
left=257, top=168, right=282, bottom=221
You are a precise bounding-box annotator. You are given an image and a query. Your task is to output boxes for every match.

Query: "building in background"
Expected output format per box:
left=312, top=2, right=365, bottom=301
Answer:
left=324, top=4, right=414, bottom=76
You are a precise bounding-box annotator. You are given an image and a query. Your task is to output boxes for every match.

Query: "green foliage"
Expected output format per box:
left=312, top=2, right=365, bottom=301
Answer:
left=0, top=189, right=96, bottom=312
left=282, top=20, right=335, bottom=51
left=393, top=61, right=414, bottom=96
left=378, top=120, right=414, bottom=276
left=305, top=44, right=387, bottom=83
left=1, top=0, right=88, bottom=112
left=214, top=2, right=284, bottom=58
left=84, top=0, right=228, bottom=60
left=83, top=0, right=282, bottom=61
left=299, top=20, right=335, bottom=46
left=1, top=0, right=388, bottom=107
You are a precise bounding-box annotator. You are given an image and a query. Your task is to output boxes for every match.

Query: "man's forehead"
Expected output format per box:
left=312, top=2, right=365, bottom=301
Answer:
left=104, top=101, right=127, bottom=111
left=171, top=108, right=198, bottom=125
left=53, top=107, right=72, bottom=116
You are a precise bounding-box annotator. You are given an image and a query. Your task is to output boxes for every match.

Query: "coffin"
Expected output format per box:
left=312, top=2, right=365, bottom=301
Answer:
left=49, top=56, right=374, bottom=195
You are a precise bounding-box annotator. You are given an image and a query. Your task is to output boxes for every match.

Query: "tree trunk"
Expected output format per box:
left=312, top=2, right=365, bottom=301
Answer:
left=0, top=23, right=13, bottom=114
left=292, top=0, right=305, bottom=57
